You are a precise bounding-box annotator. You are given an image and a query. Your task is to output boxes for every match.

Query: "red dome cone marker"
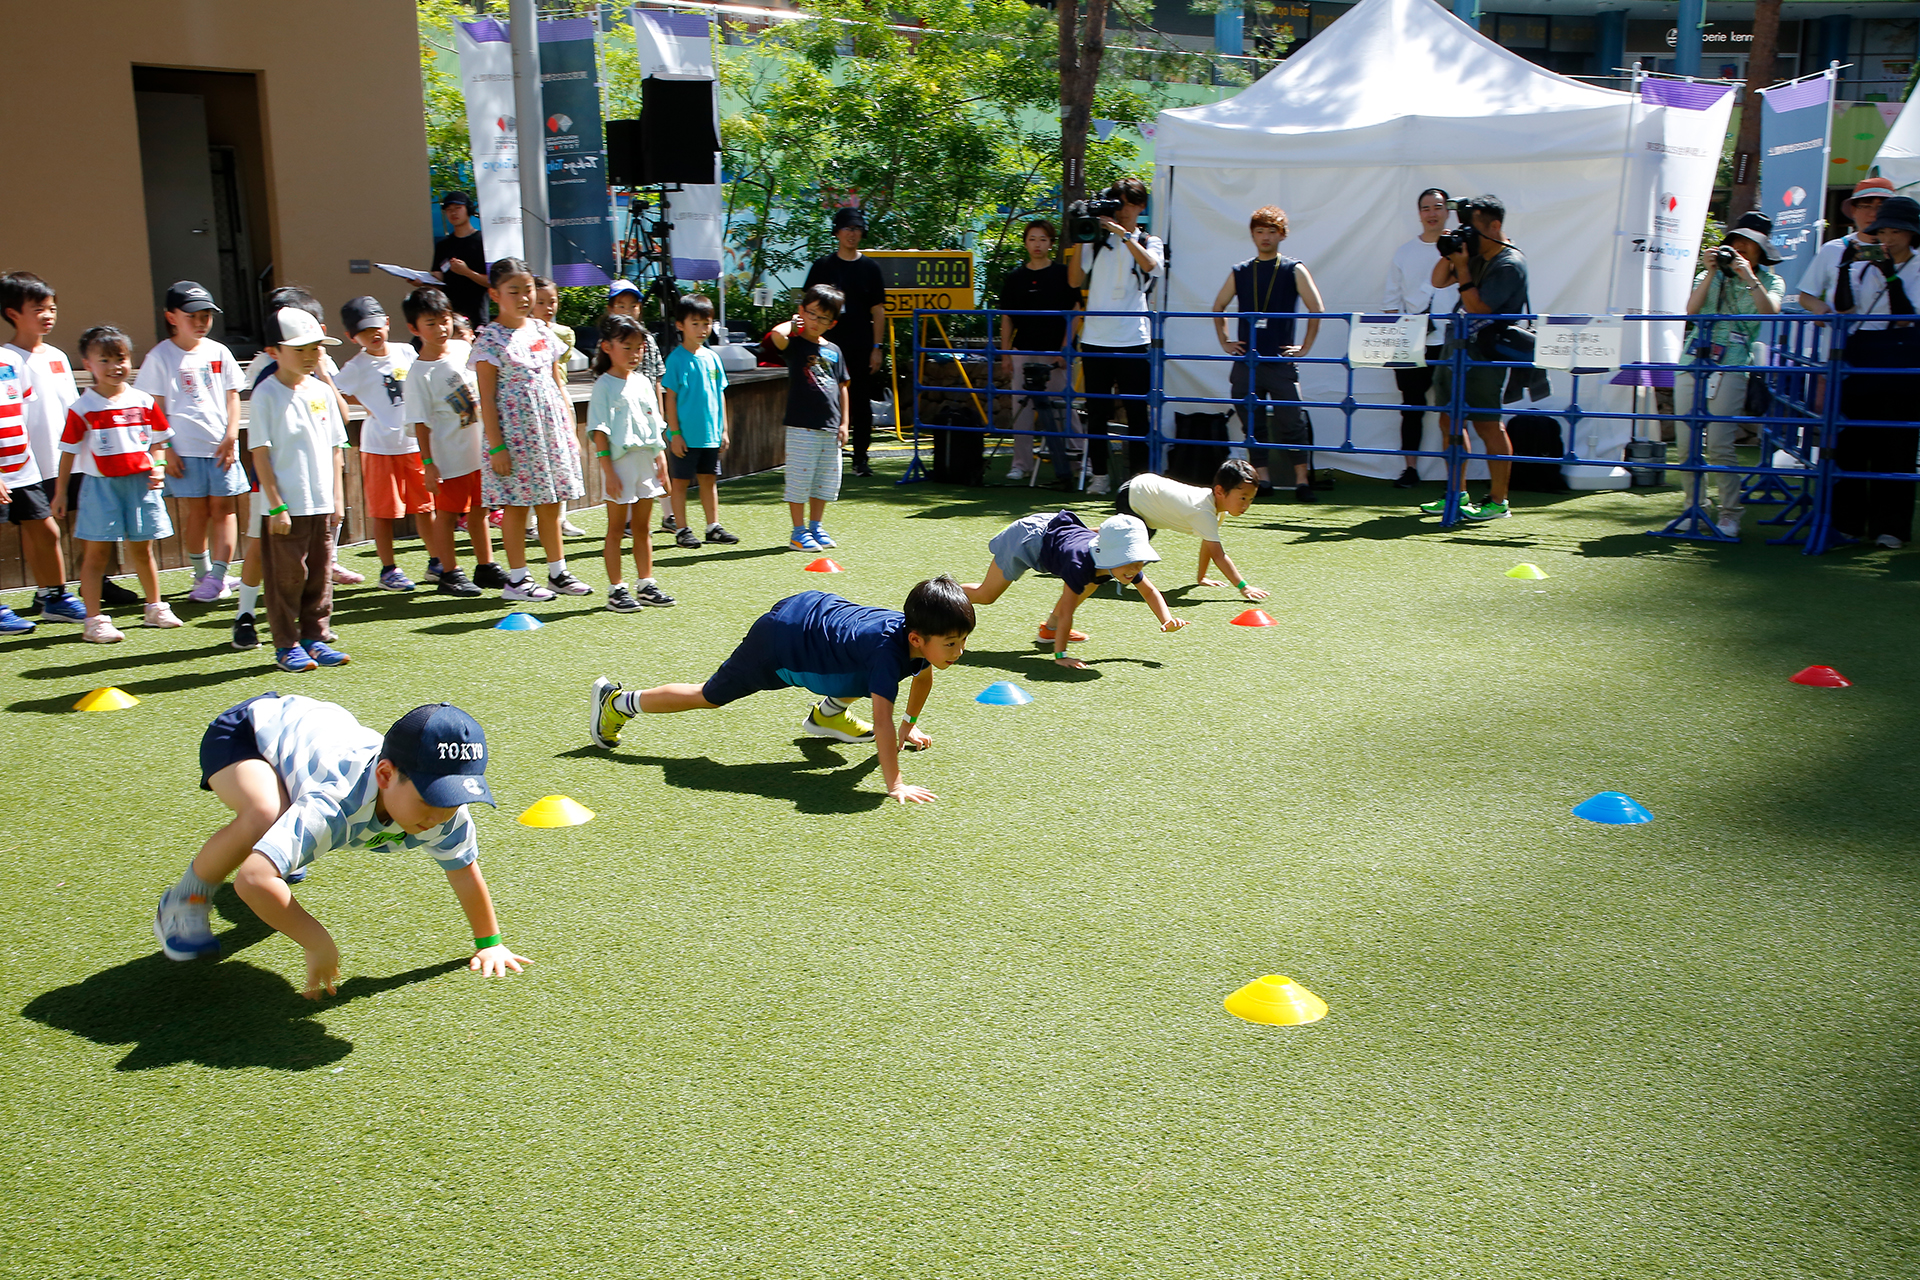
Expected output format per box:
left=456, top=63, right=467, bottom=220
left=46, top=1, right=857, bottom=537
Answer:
left=1790, top=665, right=1850, bottom=687
left=1231, top=609, right=1276, bottom=627
left=803, top=558, right=843, bottom=573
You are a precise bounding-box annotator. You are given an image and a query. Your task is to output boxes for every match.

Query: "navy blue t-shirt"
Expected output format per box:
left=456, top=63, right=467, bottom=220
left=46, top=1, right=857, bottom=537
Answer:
left=1034, top=510, right=1149, bottom=595
left=762, top=590, right=927, bottom=703
left=784, top=336, right=848, bottom=431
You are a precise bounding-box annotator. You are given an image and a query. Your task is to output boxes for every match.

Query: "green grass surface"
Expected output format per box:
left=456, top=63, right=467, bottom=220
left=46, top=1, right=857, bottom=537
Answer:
left=2, top=463, right=1917, bottom=1279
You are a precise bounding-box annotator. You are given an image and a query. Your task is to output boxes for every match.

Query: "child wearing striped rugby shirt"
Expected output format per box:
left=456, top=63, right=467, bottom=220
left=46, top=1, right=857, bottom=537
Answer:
left=154, top=694, right=528, bottom=999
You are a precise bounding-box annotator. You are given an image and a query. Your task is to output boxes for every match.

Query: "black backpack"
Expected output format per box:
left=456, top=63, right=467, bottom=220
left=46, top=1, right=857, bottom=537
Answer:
left=1506, top=414, right=1569, bottom=493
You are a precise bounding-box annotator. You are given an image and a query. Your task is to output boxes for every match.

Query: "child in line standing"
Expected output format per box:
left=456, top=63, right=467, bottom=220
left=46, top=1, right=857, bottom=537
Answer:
left=153, top=693, right=528, bottom=998
left=0, top=271, right=87, bottom=628
left=475, top=258, right=589, bottom=601
left=334, top=296, right=428, bottom=592
left=402, top=286, right=492, bottom=596
left=588, top=576, right=976, bottom=804
left=590, top=313, right=675, bottom=611
left=50, top=326, right=182, bottom=641
left=249, top=308, right=351, bottom=671
left=962, top=511, right=1185, bottom=668
left=603, top=279, right=674, bottom=530
left=136, top=280, right=247, bottom=602
left=532, top=277, right=590, bottom=539
left=659, top=294, right=738, bottom=548
left=765, top=283, right=848, bottom=552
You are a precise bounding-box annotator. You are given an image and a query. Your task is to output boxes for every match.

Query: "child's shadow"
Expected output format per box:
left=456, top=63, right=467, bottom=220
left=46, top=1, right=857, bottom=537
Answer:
left=20, top=887, right=464, bottom=1072
left=561, top=739, right=885, bottom=813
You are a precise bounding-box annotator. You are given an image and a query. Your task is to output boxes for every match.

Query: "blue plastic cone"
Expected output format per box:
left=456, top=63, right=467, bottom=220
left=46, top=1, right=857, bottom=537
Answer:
left=975, top=681, right=1033, bottom=706
left=1572, top=791, right=1653, bottom=824
left=495, top=612, right=544, bottom=631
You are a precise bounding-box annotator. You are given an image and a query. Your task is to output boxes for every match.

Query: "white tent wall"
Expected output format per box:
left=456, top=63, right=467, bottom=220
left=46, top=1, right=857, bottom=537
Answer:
left=1152, top=0, right=1645, bottom=481
left=1871, top=86, right=1920, bottom=194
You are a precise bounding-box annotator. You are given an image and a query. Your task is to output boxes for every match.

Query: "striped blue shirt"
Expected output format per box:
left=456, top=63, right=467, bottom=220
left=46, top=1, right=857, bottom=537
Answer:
left=247, top=695, right=478, bottom=875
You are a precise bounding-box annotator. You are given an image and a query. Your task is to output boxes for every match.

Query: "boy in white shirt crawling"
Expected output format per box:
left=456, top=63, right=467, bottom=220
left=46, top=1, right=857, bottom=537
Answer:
left=154, top=693, right=529, bottom=999
left=1113, top=460, right=1272, bottom=603
left=333, top=296, right=430, bottom=592
left=135, top=280, right=247, bottom=603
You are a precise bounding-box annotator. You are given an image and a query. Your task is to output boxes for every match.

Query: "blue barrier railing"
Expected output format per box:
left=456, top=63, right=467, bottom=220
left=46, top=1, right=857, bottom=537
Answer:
left=903, top=307, right=1918, bottom=553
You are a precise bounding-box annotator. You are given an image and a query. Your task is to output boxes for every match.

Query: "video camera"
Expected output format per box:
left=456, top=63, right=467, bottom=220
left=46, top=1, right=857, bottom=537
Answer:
left=1020, top=361, right=1053, bottom=392
left=1437, top=195, right=1504, bottom=257
left=1436, top=224, right=1481, bottom=258
left=1066, top=196, right=1124, bottom=244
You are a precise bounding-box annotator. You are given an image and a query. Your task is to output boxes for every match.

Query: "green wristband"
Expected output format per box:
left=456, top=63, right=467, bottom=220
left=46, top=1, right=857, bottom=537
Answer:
left=474, top=933, right=501, bottom=949
left=268, top=504, right=289, bottom=516
left=1236, top=580, right=1248, bottom=590
left=594, top=449, right=611, bottom=458
left=420, top=456, right=434, bottom=467
left=903, top=714, right=918, bottom=724
left=488, top=444, right=507, bottom=456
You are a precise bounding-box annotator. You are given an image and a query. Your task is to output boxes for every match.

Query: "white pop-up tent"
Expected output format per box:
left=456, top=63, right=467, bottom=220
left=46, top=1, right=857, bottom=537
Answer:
left=1153, top=0, right=1643, bottom=480
left=1871, top=86, right=1920, bottom=195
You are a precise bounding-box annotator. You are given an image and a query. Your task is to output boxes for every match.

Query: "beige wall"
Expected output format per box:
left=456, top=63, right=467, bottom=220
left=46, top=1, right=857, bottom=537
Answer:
left=2, top=1, right=432, bottom=358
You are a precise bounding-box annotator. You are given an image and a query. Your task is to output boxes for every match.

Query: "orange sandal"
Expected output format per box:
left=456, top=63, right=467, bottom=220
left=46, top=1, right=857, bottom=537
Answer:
left=1037, top=623, right=1089, bottom=643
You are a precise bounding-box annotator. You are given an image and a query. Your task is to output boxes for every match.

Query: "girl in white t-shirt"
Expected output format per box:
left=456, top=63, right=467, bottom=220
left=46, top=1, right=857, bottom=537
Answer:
left=588, top=314, right=674, bottom=612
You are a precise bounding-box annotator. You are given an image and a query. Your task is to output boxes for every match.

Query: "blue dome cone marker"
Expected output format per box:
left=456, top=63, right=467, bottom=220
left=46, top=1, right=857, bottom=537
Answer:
left=495, top=612, right=543, bottom=631
left=1572, top=791, right=1653, bottom=824
left=976, top=681, right=1033, bottom=706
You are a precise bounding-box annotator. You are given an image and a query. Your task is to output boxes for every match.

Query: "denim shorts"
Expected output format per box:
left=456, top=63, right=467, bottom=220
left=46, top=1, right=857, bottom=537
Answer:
left=75, top=472, right=174, bottom=543
left=163, top=453, right=249, bottom=499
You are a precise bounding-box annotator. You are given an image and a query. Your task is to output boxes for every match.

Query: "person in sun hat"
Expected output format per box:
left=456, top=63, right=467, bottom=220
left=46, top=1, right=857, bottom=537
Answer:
left=154, top=694, right=528, bottom=999
left=1798, top=176, right=1897, bottom=313
left=1830, top=193, right=1920, bottom=548
left=960, top=510, right=1187, bottom=668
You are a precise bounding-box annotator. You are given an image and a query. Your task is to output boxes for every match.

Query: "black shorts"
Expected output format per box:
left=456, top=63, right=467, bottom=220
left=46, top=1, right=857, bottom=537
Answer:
left=700, top=613, right=791, bottom=708
left=199, top=693, right=282, bottom=789
left=668, top=447, right=720, bottom=480
left=1111, top=481, right=1157, bottom=539
left=3, top=476, right=54, bottom=524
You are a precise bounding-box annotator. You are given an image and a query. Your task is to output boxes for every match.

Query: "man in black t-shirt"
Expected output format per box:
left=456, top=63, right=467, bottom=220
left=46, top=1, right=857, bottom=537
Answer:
left=803, top=207, right=887, bottom=475
left=996, top=219, right=1079, bottom=482
left=432, top=192, right=490, bottom=333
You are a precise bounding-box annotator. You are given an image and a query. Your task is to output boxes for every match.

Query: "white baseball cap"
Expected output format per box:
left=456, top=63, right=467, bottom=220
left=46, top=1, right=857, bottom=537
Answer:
left=1094, top=514, right=1160, bottom=569
left=268, top=307, right=340, bottom=348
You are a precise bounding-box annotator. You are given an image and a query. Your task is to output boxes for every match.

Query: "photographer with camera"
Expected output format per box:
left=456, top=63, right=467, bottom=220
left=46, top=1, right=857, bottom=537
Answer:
left=804, top=207, right=888, bottom=477
left=1067, top=177, right=1163, bottom=496
left=1209, top=205, right=1322, bottom=502
left=1678, top=215, right=1783, bottom=539
left=1797, top=177, right=1894, bottom=314
left=1830, top=194, right=1920, bottom=548
left=997, top=219, right=1079, bottom=484
left=1421, top=194, right=1526, bottom=522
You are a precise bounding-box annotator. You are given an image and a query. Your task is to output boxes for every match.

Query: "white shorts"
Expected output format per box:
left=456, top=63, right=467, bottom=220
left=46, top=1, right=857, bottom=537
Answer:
left=783, top=427, right=842, bottom=504
left=605, top=447, right=666, bottom=504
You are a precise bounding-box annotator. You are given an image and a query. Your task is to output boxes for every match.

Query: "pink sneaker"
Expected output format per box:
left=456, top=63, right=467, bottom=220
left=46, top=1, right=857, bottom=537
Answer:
left=187, top=571, right=227, bottom=603
left=330, top=563, right=365, bottom=585
left=83, top=614, right=124, bottom=644
left=487, top=510, right=505, bottom=529
left=143, top=601, right=183, bottom=628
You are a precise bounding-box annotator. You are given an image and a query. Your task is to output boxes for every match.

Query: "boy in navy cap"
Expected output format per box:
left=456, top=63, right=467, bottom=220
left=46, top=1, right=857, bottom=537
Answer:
left=155, top=694, right=528, bottom=999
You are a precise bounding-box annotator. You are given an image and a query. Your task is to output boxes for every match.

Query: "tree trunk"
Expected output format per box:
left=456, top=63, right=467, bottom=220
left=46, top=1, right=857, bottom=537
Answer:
left=1728, top=0, right=1781, bottom=221
left=1058, top=0, right=1109, bottom=208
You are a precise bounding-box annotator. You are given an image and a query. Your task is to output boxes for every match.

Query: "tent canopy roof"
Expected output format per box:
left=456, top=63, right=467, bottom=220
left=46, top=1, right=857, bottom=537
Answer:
left=1156, top=0, right=1633, bottom=168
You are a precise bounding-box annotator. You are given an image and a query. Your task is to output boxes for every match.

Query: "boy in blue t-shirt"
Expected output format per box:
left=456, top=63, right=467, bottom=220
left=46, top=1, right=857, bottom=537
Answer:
left=589, top=575, right=975, bottom=804
left=659, top=294, right=737, bottom=548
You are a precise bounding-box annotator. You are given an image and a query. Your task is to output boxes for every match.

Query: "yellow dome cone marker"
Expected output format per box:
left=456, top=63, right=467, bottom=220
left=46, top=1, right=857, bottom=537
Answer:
left=73, top=687, right=139, bottom=712
left=1506, top=563, right=1549, bottom=580
left=517, top=795, right=595, bottom=828
left=1223, top=975, right=1328, bottom=1026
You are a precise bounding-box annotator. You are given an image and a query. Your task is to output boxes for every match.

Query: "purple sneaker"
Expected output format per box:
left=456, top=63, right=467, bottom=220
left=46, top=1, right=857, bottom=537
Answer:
left=187, top=571, right=229, bottom=603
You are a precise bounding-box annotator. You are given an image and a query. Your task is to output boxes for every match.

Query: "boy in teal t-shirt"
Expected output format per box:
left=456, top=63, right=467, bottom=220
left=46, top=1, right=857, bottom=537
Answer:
left=659, top=295, right=735, bottom=548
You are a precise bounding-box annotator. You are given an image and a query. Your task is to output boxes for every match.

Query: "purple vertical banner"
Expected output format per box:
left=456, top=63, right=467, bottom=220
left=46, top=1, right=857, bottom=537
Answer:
left=1759, top=76, right=1835, bottom=296
left=539, top=19, right=614, bottom=286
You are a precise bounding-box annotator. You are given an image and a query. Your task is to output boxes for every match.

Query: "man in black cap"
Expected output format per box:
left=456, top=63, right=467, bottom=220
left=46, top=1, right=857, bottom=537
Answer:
left=432, top=193, right=491, bottom=333
left=803, top=207, right=888, bottom=475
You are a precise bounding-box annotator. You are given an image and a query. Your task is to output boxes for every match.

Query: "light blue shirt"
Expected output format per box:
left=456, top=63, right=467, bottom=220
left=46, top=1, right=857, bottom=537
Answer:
left=661, top=344, right=727, bottom=449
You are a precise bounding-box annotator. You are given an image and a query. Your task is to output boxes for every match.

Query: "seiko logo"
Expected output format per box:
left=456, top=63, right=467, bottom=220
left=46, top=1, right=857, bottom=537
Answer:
left=437, top=742, right=484, bottom=760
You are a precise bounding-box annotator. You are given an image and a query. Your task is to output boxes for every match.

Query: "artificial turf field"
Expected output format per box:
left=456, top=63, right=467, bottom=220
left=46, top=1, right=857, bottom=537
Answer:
left=1, top=457, right=1916, bottom=1280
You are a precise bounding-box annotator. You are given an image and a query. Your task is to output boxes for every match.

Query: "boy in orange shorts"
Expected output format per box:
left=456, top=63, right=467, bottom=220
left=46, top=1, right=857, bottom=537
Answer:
left=334, top=296, right=431, bottom=592
left=402, top=286, right=494, bottom=595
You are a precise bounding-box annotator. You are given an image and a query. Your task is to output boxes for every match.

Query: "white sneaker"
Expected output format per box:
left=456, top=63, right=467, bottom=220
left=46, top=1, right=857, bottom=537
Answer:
left=1005, top=467, right=1027, bottom=482
left=83, top=614, right=124, bottom=644
left=1715, top=515, right=1742, bottom=539
left=154, top=885, right=218, bottom=960
left=1875, top=533, right=1904, bottom=549
left=502, top=578, right=556, bottom=602
left=561, top=517, right=589, bottom=537
left=1086, top=474, right=1111, bottom=495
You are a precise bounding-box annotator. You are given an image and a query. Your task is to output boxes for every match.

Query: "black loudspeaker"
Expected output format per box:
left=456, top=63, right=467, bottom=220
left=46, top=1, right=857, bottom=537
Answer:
left=639, top=78, right=719, bottom=185
left=605, top=118, right=645, bottom=187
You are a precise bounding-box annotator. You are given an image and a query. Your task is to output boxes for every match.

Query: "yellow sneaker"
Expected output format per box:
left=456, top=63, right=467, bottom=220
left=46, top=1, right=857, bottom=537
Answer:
left=802, top=705, right=874, bottom=744
left=589, top=676, right=630, bottom=749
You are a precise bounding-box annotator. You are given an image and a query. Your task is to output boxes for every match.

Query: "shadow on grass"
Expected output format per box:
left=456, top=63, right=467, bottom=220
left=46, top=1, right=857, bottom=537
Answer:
left=410, top=606, right=606, bottom=637
left=651, top=545, right=792, bottom=569
left=13, top=640, right=241, bottom=681
left=8, top=664, right=280, bottom=714
left=560, top=738, right=886, bottom=813
left=955, top=648, right=1163, bottom=682
left=20, top=887, right=464, bottom=1071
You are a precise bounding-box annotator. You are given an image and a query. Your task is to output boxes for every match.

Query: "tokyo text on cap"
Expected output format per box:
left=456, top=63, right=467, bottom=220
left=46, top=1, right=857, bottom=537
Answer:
left=381, top=702, right=497, bottom=809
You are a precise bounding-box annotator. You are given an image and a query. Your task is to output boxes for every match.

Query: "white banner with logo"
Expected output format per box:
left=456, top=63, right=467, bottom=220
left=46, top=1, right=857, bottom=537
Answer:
left=456, top=19, right=524, bottom=261
left=1607, top=77, right=1736, bottom=380
left=632, top=8, right=715, bottom=80
left=664, top=184, right=725, bottom=281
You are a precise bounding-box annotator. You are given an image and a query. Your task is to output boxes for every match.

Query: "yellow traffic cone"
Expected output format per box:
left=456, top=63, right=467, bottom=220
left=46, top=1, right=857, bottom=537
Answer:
left=517, top=795, right=595, bottom=828
left=1223, top=975, right=1328, bottom=1026
left=73, top=687, right=139, bottom=711
left=1505, top=563, right=1548, bottom=580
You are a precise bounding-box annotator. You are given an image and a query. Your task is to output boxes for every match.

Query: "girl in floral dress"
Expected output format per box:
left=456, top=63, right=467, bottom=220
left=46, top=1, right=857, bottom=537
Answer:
left=474, top=257, right=589, bottom=601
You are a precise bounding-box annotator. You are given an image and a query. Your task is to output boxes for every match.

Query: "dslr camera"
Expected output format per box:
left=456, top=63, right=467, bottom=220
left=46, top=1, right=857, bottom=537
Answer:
left=1066, top=196, right=1124, bottom=244
left=1436, top=224, right=1481, bottom=257
left=1021, top=361, right=1053, bottom=392
left=1713, top=245, right=1739, bottom=270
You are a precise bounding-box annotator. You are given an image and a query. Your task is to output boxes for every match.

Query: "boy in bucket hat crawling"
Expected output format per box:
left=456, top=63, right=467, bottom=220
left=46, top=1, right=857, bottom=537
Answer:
left=962, top=511, right=1186, bottom=669
left=154, top=694, right=529, bottom=998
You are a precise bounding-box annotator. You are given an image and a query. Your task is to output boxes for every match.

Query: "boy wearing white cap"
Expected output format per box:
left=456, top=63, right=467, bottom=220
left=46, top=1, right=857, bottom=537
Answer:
left=962, top=510, right=1186, bottom=668
left=250, top=307, right=350, bottom=672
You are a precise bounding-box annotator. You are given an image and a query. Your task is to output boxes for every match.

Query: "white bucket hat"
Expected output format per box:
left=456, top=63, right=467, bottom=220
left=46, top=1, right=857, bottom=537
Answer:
left=1094, top=514, right=1160, bottom=569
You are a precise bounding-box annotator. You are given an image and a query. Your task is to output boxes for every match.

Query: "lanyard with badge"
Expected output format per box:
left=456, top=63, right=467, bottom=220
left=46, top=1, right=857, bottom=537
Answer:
left=1251, top=258, right=1283, bottom=339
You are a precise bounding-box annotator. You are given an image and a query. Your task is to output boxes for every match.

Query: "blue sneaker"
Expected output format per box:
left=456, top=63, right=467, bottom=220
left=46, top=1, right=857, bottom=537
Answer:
left=301, top=639, right=351, bottom=667
left=0, top=606, right=34, bottom=635
left=275, top=645, right=317, bottom=673
left=789, top=526, right=823, bottom=552
left=154, top=885, right=220, bottom=961
left=808, top=522, right=837, bottom=549
left=36, top=591, right=86, bottom=623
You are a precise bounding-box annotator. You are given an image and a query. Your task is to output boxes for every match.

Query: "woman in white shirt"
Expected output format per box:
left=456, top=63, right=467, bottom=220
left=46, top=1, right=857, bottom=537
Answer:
left=1380, top=188, right=1459, bottom=488
left=1832, top=195, right=1920, bottom=548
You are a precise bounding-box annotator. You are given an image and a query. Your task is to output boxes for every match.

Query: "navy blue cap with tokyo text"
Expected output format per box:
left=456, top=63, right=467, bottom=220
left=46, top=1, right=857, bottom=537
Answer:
left=381, top=703, right=496, bottom=808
